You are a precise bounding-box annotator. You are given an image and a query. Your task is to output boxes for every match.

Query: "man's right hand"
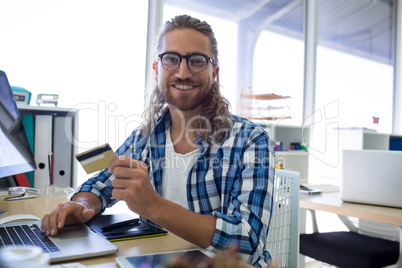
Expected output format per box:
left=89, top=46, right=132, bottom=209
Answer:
left=41, top=192, right=101, bottom=236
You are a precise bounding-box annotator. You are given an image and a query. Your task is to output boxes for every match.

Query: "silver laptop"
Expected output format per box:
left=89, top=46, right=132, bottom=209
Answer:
left=341, top=149, right=402, bottom=208
left=0, top=220, right=118, bottom=263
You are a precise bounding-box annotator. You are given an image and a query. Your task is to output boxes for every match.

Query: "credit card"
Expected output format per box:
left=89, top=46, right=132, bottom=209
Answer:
left=75, top=143, right=117, bottom=174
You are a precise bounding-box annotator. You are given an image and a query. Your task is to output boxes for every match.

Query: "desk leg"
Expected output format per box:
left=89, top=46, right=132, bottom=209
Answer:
left=392, top=226, right=402, bottom=267
left=299, top=207, right=307, bottom=268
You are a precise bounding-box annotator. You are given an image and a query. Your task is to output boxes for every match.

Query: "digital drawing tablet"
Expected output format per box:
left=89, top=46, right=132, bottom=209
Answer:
left=85, top=213, right=167, bottom=241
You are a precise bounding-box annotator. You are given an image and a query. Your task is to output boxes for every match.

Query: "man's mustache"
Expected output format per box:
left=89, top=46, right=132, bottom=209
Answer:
left=172, top=78, right=197, bottom=84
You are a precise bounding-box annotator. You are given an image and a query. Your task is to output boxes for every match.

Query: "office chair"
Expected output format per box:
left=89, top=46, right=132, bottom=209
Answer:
left=266, top=169, right=300, bottom=268
left=300, top=211, right=401, bottom=268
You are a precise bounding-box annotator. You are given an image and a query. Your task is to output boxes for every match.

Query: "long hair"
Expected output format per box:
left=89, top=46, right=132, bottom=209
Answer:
left=142, top=15, right=231, bottom=144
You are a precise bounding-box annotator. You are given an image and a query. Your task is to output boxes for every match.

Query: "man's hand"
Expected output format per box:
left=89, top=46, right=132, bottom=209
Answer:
left=41, top=201, right=95, bottom=236
left=109, top=156, right=216, bottom=248
left=41, top=192, right=101, bottom=236
left=109, top=156, right=163, bottom=219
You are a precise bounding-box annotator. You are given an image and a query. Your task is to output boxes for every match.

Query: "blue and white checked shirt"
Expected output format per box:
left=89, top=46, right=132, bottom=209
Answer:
left=76, top=110, right=275, bottom=267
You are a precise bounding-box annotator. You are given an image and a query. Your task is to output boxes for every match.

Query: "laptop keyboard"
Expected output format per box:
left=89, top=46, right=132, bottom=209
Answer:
left=0, top=224, right=60, bottom=253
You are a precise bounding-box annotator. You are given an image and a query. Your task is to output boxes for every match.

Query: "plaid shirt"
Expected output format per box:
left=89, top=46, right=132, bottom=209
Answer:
left=77, top=110, right=275, bottom=267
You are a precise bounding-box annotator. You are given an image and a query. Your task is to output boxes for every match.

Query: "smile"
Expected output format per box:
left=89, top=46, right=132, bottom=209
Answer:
left=174, top=84, right=195, bottom=90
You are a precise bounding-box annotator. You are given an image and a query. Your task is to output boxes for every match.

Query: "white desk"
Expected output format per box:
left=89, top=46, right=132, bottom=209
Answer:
left=300, top=191, right=402, bottom=226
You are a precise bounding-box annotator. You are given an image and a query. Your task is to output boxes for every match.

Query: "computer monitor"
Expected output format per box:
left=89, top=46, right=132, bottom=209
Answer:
left=0, top=70, right=36, bottom=178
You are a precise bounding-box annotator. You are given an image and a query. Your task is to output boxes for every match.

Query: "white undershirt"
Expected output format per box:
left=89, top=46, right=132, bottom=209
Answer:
left=161, top=128, right=198, bottom=209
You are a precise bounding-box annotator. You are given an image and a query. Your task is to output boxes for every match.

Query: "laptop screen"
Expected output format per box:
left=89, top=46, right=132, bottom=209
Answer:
left=0, top=70, right=36, bottom=178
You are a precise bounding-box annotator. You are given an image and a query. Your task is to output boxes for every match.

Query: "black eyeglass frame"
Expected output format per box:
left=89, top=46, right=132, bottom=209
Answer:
left=158, top=52, right=216, bottom=73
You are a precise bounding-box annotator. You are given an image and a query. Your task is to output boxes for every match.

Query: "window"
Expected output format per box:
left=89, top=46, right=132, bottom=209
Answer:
left=253, top=0, right=304, bottom=126
left=311, top=0, right=394, bottom=182
left=315, top=0, right=394, bottom=133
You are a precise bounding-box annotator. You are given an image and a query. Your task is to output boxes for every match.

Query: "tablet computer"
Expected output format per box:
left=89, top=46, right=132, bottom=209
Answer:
left=116, top=249, right=212, bottom=268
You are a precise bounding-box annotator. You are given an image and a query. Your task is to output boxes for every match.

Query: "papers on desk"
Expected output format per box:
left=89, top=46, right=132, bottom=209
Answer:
left=302, top=184, right=339, bottom=193
left=300, top=185, right=322, bottom=195
left=300, top=184, right=340, bottom=195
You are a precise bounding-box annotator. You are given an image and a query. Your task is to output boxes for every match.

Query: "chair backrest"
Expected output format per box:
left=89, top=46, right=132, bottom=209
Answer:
left=338, top=215, right=400, bottom=242
left=267, top=169, right=300, bottom=268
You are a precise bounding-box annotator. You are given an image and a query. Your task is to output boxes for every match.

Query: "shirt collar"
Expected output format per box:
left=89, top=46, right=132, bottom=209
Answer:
left=150, top=109, right=229, bottom=151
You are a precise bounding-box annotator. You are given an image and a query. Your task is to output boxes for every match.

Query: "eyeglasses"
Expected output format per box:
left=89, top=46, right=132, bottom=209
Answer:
left=158, top=52, right=216, bottom=73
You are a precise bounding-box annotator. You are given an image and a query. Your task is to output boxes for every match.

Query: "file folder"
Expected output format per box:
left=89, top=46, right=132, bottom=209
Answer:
left=34, top=115, right=53, bottom=188
left=53, top=116, right=73, bottom=187
left=21, top=114, right=35, bottom=187
left=14, top=173, right=30, bottom=187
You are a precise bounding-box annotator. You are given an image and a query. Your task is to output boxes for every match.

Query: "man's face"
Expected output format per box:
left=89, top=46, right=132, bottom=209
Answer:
left=154, top=28, right=219, bottom=112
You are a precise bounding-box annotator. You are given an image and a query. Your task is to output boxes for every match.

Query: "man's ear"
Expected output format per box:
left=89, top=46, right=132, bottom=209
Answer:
left=153, top=62, right=158, bottom=81
left=213, top=65, right=219, bottom=83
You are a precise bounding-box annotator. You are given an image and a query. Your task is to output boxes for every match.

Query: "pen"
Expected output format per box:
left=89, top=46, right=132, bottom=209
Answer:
left=101, top=218, right=140, bottom=231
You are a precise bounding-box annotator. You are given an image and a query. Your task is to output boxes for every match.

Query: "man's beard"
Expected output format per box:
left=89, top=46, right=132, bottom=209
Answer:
left=161, top=79, right=211, bottom=111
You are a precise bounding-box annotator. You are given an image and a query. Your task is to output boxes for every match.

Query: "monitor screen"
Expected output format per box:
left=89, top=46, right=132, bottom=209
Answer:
left=0, top=70, right=36, bottom=178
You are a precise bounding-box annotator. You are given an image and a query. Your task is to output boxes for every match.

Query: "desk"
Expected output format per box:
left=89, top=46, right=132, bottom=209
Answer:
left=0, top=197, right=198, bottom=267
left=299, top=191, right=402, bottom=226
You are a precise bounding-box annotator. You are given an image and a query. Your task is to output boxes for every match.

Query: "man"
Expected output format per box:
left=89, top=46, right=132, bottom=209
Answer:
left=42, top=15, right=275, bottom=267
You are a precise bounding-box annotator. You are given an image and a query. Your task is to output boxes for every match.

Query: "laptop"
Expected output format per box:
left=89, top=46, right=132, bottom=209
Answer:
left=0, top=219, right=118, bottom=263
left=341, top=149, right=402, bottom=208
